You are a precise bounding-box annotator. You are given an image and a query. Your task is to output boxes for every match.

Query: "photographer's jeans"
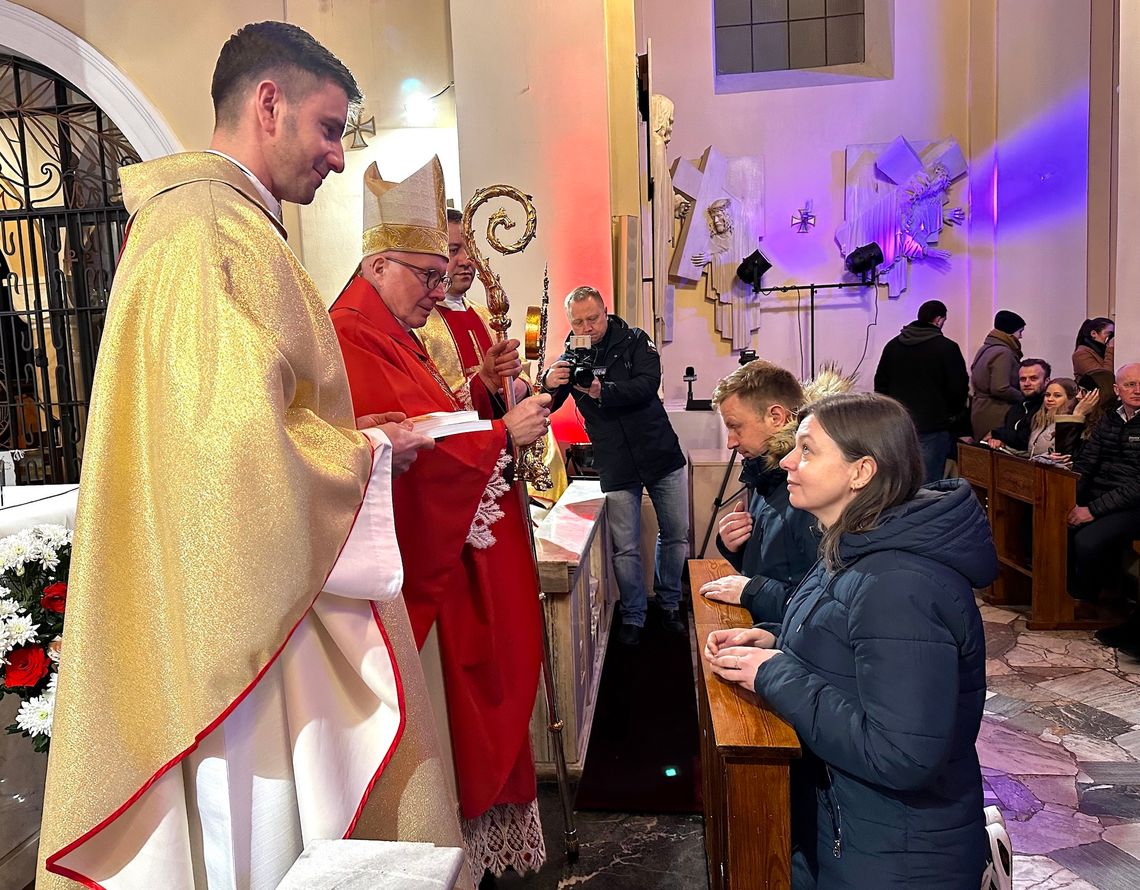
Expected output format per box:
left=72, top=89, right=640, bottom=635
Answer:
left=605, top=466, right=689, bottom=628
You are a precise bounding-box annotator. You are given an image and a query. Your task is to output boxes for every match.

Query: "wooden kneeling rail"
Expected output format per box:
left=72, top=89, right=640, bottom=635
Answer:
left=691, top=558, right=801, bottom=890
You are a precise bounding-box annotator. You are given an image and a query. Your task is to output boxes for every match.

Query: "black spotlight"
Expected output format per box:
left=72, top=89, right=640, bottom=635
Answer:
left=736, top=249, right=772, bottom=293
left=845, top=242, right=884, bottom=276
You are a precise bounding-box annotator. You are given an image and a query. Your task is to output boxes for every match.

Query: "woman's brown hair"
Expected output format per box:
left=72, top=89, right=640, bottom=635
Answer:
left=799, top=393, right=924, bottom=571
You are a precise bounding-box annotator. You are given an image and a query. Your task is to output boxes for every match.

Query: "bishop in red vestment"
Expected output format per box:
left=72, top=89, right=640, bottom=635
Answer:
left=330, top=157, right=552, bottom=878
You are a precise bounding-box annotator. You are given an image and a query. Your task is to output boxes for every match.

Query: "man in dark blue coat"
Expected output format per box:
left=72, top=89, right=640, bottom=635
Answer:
left=699, top=359, right=821, bottom=623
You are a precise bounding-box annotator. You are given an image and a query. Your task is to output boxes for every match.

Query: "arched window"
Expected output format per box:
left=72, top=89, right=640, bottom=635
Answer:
left=0, top=53, right=139, bottom=482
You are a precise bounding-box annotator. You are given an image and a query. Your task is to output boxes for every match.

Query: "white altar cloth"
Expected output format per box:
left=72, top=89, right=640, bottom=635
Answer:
left=0, top=484, right=79, bottom=537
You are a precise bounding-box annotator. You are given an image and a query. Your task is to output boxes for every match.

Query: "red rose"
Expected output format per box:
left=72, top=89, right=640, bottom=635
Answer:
left=4, top=646, right=50, bottom=688
left=41, top=582, right=67, bottom=614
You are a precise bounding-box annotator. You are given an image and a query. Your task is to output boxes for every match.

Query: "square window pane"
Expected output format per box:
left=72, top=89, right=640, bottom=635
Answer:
left=715, top=25, right=754, bottom=75
left=827, top=0, right=863, bottom=15
left=789, top=17, right=827, bottom=69
left=826, top=13, right=865, bottom=65
left=751, top=0, right=788, bottom=24
left=789, top=0, right=825, bottom=20
left=715, top=0, right=753, bottom=27
left=752, top=22, right=790, bottom=72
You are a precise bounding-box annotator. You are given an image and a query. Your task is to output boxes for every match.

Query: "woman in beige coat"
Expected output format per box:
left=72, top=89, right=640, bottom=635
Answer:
left=969, top=310, right=1025, bottom=439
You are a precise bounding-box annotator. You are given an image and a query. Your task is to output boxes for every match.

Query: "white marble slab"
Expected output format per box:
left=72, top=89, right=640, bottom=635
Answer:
left=277, top=839, right=464, bottom=890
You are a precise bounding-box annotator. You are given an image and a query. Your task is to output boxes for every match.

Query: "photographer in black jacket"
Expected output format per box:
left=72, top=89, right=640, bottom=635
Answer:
left=542, top=286, right=687, bottom=646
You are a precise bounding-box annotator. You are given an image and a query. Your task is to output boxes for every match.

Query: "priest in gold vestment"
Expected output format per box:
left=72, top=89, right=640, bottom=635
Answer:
left=38, top=22, right=467, bottom=890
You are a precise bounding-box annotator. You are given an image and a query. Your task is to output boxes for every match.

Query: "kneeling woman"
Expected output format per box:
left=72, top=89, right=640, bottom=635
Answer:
left=705, top=393, right=997, bottom=889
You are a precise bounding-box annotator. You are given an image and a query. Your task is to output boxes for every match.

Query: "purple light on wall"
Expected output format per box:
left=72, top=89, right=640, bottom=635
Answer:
left=986, top=87, right=1090, bottom=232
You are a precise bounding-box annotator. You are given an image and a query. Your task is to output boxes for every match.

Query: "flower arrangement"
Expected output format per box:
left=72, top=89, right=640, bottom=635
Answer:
left=0, top=524, right=72, bottom=753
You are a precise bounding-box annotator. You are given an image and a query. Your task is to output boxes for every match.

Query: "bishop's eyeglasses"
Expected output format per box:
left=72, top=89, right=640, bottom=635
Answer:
left=384, top=256, right=452, bottom=293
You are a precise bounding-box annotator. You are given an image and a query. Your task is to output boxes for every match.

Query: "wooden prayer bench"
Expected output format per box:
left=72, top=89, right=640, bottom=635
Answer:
left=690, top=558, right=800, bottom=890
left=957, top=442, right=1115, bottom=630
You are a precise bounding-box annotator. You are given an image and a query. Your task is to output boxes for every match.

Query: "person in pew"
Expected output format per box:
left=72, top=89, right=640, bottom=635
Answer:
left=705, top=393, right=996, bottom=890
left=1026, top=377, right=1099, bottom=459
left=982, top=357, right=1050, bottom=452
left=1067, top=365, right=1140, bottom=654
left=699, top=361, right=851, bottom=623
left=1056, top=370, right=1120, bottom=458
left=970, top=309, right=1026, bottom=439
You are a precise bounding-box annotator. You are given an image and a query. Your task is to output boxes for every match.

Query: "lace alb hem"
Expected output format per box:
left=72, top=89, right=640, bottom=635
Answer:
left=466, top=449, right=511, bottom=550
left=461, top=799, right=546, bottom=878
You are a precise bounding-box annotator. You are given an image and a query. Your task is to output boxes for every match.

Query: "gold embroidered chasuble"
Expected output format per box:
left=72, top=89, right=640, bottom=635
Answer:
left=36, top=152, right=463, bottom=889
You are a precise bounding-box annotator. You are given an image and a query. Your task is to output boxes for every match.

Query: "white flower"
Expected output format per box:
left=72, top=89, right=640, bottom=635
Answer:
left=3, top=614, right=38, bottom=647
left=36, top=524, right=71, bottom=547
left=0, top=585, right=9, bottom=596
left=0, top=598, right=18, bottom=620
left=0, top=625, right=10, bottom=661
left=15, top=693, right=53, bottom=737
left=46, top=671, right=58, bottom=695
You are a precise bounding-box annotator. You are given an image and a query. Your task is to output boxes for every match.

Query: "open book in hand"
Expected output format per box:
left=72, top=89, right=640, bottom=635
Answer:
left=409, top=410, right=493, bottom=440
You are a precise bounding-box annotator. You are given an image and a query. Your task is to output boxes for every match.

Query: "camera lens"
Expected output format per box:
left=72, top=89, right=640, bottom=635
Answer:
left=572, top=365, right=595, bottom=388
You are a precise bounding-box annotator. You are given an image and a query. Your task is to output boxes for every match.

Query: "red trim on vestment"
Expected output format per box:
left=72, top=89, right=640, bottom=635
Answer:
left=46, top=433, right=403, bottom=886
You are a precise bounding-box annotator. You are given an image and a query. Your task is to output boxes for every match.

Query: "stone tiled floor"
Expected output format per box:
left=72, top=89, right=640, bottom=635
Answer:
left=979, top=601, right=1140, bottom=890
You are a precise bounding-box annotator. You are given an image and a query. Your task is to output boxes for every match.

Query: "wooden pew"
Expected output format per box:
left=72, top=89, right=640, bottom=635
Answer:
left=690, top=558, right=801, bottom=890
left=957, top=443, right=1109, bottom=630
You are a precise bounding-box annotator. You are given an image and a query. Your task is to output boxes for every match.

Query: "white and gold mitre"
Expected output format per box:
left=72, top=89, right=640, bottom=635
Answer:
left=362, top=156, right=447, bottom=258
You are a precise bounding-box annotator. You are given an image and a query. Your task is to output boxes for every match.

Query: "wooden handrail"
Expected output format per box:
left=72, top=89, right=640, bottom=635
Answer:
left=690, top=559, right=800, bottom=759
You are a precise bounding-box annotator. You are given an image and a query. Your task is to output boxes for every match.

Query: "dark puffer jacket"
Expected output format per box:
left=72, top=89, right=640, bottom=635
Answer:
left=753, top=479, right=997, bottom=890
left=1073, top=408, right=1140, bottom=517
left=717, top=458, right=820, bottom=624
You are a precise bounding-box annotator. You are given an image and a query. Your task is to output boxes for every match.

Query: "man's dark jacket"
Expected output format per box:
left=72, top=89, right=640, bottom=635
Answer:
left=716, top=458, right=819, bottom=624
left=754, top=479, right=996, bottom=889
left=1074, top=408, right=1140, bottom=517
left=873, top=322, right=968, bottom=433
left=546, top=315, right=685, bottom=492
left=990, top=391, right=1045, bottom=450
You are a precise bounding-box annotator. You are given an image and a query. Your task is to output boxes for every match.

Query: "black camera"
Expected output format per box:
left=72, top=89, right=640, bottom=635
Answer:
left=567, top=335, right=597, bottom=388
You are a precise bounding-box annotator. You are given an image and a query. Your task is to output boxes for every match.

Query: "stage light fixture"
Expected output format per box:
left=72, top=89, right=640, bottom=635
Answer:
left=844, top=242, right=884, bottom=276
left=736, top=249, right=772, bottom=293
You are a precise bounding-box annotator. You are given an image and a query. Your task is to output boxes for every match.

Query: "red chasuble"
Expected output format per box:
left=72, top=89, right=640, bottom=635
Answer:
left=330, top=274, right=543, bottom=820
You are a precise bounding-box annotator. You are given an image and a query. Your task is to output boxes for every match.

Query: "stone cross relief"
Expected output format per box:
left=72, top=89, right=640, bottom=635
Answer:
left=836, top=135, right=967, bottom=298
left=668, top=146, right=765, bottom=351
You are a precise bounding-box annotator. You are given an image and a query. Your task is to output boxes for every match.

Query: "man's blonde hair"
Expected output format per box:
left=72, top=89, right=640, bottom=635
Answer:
left=711, top=359, right=805, bottom=416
